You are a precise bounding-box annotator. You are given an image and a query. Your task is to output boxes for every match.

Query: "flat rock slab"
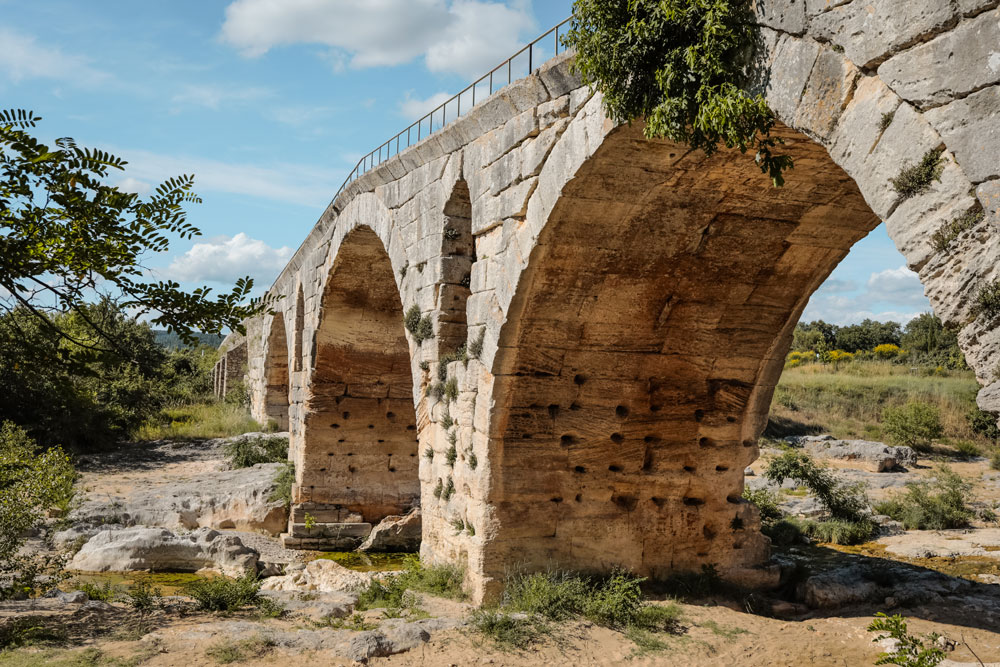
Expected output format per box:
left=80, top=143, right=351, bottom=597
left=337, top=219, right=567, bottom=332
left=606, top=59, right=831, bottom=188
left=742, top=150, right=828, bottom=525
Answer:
left=879, top=528, right=1000, bottom=560
left=787, top=435, right=917, bottom=471
left=260, top=559, right=375, bottom=594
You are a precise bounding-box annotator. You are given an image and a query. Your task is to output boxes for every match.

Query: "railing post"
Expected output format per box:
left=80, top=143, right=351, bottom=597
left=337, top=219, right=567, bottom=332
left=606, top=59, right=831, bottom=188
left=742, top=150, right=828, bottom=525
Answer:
left=529, top=43, right=532, bottom=72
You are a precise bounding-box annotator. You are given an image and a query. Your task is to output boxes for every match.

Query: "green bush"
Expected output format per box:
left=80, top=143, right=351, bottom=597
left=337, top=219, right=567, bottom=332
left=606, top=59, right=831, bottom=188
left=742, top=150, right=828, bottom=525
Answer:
left=224, top=434, right=288, bottom=468
left=184, top=572, right=264, bottom=611
left=0, top=422, right=76, bottom=600
left=504, top=571, right=590, bottom=621
left=968, top=406, right=1000, bottom=441
left=470, top=608, right=548, bottom=648
left=881, top=402, right=943, bottom=451
left=868, top=613, right=945, bottom=667
left=763, top=519, right=806, bottom=546
left=764, top=450, right=870, bottom=523
left=742, top=487, right=782, bottom=527
left=797, top=518, right=877, bottom=545
left=76, top=580, right=119, bottom=602
left=973, top=278, right=1000, bottom=323
left=951, top=439, right=981, bottom=460
left=992, top=448, right=1000, bottom=471
left=874, top=466, right=974, bottom=530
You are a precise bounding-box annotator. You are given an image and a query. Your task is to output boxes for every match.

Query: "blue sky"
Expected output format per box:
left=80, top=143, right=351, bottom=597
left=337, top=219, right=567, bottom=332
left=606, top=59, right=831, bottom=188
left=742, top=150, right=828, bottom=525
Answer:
left=0, top=0, right=930, bottom=327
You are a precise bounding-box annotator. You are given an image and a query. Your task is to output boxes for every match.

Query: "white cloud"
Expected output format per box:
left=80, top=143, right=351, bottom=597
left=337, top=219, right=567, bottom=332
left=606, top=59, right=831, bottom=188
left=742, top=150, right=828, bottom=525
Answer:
left=116, top=177, right=153, bottom=195
left=167, top=232, right=293, bottom=284
left=0, top=27, right=110, bottom=85
left=171, top=83, right=272, bottom=111
left=399, top=91, right=451, bottom=119
left=219, top=0, right=536, bottom=78
left=802, top=265, right=930, bottom=326
left=107, top=146, right=342, bottom=208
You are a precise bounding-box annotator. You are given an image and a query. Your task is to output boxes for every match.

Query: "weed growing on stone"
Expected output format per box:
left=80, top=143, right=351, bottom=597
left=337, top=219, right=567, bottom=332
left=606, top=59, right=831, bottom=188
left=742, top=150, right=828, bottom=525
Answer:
left=469, top=328, right=485, bottom=358
left=890, top=148, right=943, bottom=200
left=444, top=378, right=459, bottom=401
left=399, top=261, right=408, bottom=278
left=931, top=208, right=983, bottom=252
left=879, top=110, right=895, bottom=132
left=440, top=406, right=454, bottom=429
left=442, top=477, right=455, bottom=500
left=433, top=478, right=443, bottom=499
left=270, top=462, right=295, bottom=508
left=424, top=446, right=435, bottom=461
left=973, top=278, right=1000, bottom=323
left=443, top=227, right=460, bottom=241
left=445, top=434, right=458, bottom=467
left=467, top=449, right=478, bottom=470
left=404, top=305, right=434, bottom=343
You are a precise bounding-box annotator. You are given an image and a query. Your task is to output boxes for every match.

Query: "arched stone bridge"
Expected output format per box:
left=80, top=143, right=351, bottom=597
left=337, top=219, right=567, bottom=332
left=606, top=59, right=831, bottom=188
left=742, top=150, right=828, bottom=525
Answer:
left=217, top=4, right=1000, bottom=602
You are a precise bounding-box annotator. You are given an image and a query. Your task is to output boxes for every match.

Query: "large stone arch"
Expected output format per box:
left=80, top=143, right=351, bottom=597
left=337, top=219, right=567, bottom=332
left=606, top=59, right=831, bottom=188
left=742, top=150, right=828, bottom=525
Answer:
left=287, top=225, right=421, bottom=548
left=231, top=7, right=1000, bottom=599
left=262, top=313, right=290, bottom=430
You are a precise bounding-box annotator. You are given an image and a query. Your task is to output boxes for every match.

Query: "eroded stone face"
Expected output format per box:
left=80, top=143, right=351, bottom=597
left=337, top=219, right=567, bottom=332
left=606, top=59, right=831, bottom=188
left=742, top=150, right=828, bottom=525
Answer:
left=225, top=8, right=1000, bottom=602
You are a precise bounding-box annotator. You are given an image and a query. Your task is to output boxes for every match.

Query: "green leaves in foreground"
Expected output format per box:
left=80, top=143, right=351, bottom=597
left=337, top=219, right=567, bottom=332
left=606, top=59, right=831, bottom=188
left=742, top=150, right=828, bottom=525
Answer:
left=564, top=0, right=793, bottom=186
left=0, top=109, right=268, bottom=357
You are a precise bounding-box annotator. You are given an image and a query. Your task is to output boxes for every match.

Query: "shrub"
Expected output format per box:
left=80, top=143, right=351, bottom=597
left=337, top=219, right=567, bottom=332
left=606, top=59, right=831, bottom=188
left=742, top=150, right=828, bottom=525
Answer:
left=742, top=487, right=782, bottom=527
left=874, top=466, right=974, bottom=530
left=973, top=279, right=1000, bottom=323
left=184, top=571, right=264, bottom=611
left=992, top=448, right=1000, bottom=471
left=891, top=149, right=944, bottom=200
left=269, top=462, right=295, bottom=508
left=879, top=111, right=895, bottom=132
left=868, top=613, right=944, bottom=667
left=205, top=636, right=276, bottom=664
left=76, top=580, right=119, bottom=602
left=798, top=518, right=877, bottom=545
left=968, top=407, right=1000, bottom=441
left=763, top=519, right=806, bottom=546
left=881, top=402, right=943, bottom=451
left=951, top=439, right=981, bottom=460
left=224, top=435, right=288, bottom=468
left=0, top=422, right=76, bottom=600
left=504, top=571, right=590, bottom=621
left=471, top=608, right=547, bottom=648
left=469, top=328, right=486, bottom=359
left=582, top=569, right=645, bottom=629
left=445, top=439, right=458, bottom=467
left=873, top=343, right=902, bottom=360
left=764, top=450, right=870, bottom=523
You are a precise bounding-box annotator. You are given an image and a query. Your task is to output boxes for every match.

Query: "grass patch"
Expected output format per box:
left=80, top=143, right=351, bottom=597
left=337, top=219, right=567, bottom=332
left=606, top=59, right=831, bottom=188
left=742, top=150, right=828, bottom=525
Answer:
left=874, top=465, right=974, bottom=530
left=183, top=571, right=271, bottom=612
left=269, top=462, right=294, bottom=508
left=137, top=401, right=262, bottom=441
left=701, top=619, right=747, bottom=640
left=223, top=434, right=288, bottom=468
left=475, top=569, right=683, bottom=651
left=75, top=580, right=119, bottom=602
left=352, top=557, right=465, bottom=615
left=205, top=636, right=276, bottom=664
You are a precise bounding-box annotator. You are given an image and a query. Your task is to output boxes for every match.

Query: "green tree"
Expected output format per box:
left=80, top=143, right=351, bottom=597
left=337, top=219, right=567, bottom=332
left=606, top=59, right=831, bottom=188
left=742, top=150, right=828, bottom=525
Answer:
left=564, top=0, right=793, bottom=186
left=834, top=319, right=901, bottom=353
left=882, top=402, right=943, bottom=452
left=0, top=109, right=264, bottom=360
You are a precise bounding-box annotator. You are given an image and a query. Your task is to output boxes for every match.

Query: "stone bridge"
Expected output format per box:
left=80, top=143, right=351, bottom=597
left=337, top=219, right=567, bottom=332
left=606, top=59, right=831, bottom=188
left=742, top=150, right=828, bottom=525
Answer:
left=217, top=4, right=1000, bottom=602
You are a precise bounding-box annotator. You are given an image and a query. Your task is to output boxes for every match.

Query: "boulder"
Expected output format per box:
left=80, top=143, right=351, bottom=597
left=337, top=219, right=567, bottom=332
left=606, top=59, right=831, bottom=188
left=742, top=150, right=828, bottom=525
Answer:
left=802, top=437, right=917, bottom=472
left=343, top=620, right=431, bottom=663
left=70, top=462, right=288, bottom=535
left=68, top=526, right=258, bottom=577
left=798, top=567, right=880, bottom=608
left=260, top=559, right=375, bottom=594
left=359, top=509, right=421, bottom=552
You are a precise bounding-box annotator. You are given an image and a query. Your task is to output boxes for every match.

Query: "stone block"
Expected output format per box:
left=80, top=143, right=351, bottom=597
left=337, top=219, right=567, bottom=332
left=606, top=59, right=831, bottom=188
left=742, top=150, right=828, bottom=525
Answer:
left=793, top=48, right=859, bottom=140
left=924, top=85, right=1000, bottom=183
left=878, top=10, right=1000, bottom=108
left=765, top=35, right=821, bottom=123
left=536, top=51, right=581, bottom=99
left=753, top=0, right=807, bottom=34
left=811, top=0, right=957, bottom=69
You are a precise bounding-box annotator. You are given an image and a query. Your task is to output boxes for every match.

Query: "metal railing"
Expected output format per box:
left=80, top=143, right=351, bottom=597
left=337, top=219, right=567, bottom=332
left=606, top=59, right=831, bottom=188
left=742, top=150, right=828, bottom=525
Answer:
left=333, top=16, right=573, bottom=202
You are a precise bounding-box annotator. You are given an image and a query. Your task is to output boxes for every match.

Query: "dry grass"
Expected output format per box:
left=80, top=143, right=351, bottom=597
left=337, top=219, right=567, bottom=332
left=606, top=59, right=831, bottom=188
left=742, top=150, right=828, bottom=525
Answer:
left=769, top=361, right=987, bottom=446
left=135, top=402, right=263, bottom=441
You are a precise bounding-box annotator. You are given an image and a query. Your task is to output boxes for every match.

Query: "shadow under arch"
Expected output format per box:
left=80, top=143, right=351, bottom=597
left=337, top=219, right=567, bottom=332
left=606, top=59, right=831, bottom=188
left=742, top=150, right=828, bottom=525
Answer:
left=295, top=226, right=420, bottom=543
left=263, top=313, right=290, bottom=431
left=481, top=121, right=881, bottom=586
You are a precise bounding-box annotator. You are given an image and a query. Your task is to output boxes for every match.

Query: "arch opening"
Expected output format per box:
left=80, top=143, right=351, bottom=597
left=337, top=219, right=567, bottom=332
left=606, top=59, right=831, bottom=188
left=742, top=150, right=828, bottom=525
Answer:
left=292, top=226, right=420, bottom=550
left=436, top=179, right=474, bottom=353
left=483, top=122, right=880, bottom=585
left=263, top=314, right=290, bottom=431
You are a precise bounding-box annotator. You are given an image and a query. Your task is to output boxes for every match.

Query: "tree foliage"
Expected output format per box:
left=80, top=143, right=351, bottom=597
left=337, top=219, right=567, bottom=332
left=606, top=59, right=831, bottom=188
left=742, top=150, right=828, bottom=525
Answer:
left=0, top=109, right=265, bottom=358
left=564, top=0, right=793, bottom=186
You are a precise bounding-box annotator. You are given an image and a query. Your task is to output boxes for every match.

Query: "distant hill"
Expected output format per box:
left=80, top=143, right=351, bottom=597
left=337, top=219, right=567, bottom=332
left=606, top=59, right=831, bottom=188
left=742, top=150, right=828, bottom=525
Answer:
left=152, top=330, right=224, bottom=350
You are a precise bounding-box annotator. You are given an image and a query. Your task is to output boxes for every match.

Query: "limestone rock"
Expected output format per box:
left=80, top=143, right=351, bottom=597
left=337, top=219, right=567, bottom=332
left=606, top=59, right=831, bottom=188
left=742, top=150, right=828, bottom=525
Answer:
left=359, top=509, right=421, bottom=552
left=924, top=86, right=1000, bottom=183
left=260, top=559, right=374, bottom=594
left=343, top=620, right=431, bottom=663
left=879, top=528, right=1000, bottom=559
left=71, top=462, right=288, bottom=536
left=799, top=567, right=880, bottom=608
left=801, top=437, right=916, bottom=471
left=68, top=526, right=258, bottom=577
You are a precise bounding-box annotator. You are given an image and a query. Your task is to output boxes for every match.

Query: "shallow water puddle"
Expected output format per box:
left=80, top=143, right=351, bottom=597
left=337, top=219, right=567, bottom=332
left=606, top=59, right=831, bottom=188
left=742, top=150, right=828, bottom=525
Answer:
left=308, top=551, right=413, bottom=572
left=62, top=570, right=218, bottom=596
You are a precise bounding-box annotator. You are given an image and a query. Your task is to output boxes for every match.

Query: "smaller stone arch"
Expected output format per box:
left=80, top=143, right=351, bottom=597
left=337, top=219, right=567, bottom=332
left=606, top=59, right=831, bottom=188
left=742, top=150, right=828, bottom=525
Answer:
left=293, top=284, right=305, bottom=373
left=436, top=178, right=475, bottom=352
left=263, top=313, right=290, bottom=430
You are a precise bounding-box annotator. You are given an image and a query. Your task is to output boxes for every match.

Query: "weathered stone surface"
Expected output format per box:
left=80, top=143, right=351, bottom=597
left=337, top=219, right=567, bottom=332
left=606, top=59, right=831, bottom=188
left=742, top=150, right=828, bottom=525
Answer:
left=801, top=437, right=916, bottom=471
left=799, top=567, right=881, bottom=608
left=793, top=48, right=858, bottom=139
left=924, top=85, right=1000, bottom=183
left=753, top=0, right=806, bottom=34
left=68, top=527, right=258, bottom=577
left=811, top=0, right=958, bottom=69
left=260, top=559, right=374, bottom=594
left=880, top=528, right=1000, bottom=559
left=70, top=461, right=289, bottom=536
left=878, top=10, right=1000, bottom=108
left=359, top=509, right=421, bottom=552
